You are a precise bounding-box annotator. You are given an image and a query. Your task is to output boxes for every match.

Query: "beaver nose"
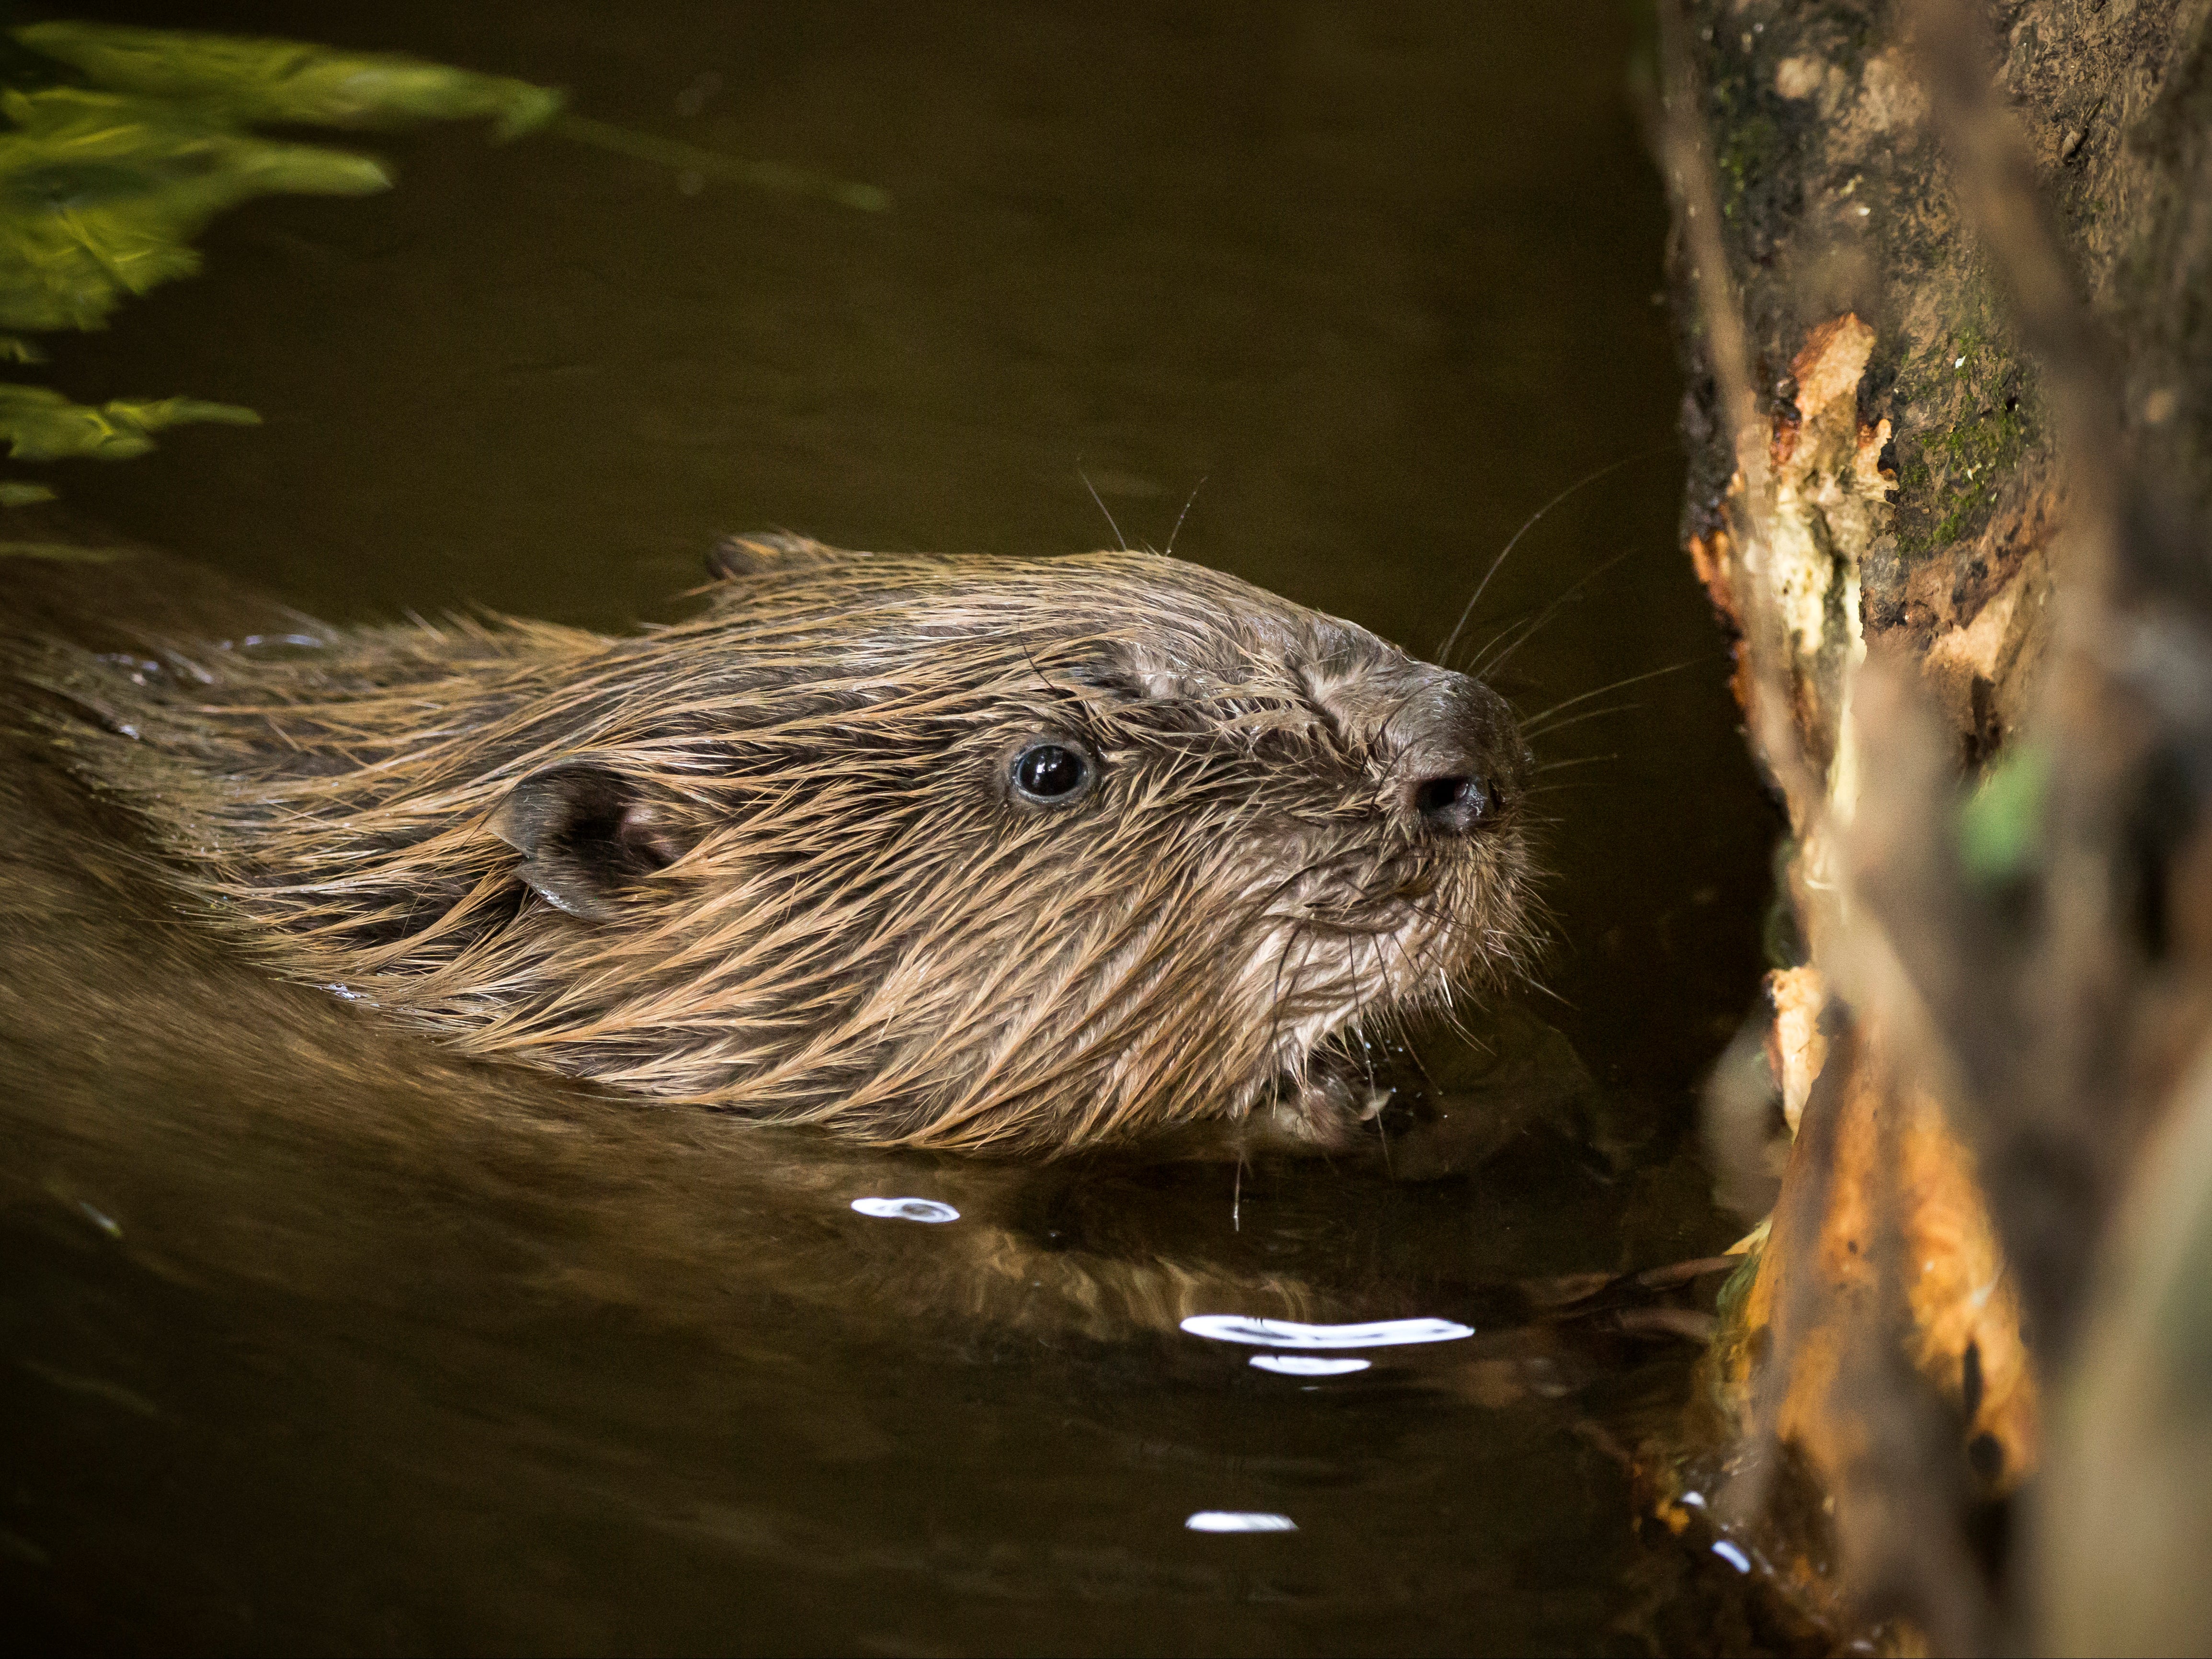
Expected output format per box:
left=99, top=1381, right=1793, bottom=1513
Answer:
left=1410, top=771, right=1494, bottom=833
left=1394, top=673, right=1519, bottom=836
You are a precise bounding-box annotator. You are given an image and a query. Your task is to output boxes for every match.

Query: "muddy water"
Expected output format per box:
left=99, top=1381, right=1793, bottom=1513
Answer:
left=3, top=2, right=1780, bottom=1652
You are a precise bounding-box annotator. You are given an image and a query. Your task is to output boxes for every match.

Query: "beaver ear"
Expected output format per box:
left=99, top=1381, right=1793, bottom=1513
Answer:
left=486, top=763, right=688, bottom=922
left=706, top=531, right=851, bottom=581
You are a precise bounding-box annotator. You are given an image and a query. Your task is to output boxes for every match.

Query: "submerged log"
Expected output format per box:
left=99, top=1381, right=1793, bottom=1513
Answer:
left=1647, top=0, right=2212, bottom=1648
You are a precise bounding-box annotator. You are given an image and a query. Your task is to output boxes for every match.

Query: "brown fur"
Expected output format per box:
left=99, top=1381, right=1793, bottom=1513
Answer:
left=11, top=537, right=1534, bottom=1155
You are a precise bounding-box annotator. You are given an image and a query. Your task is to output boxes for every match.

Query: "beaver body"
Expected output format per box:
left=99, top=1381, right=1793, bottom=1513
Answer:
left=6, top=534, right=1532, bottom=1154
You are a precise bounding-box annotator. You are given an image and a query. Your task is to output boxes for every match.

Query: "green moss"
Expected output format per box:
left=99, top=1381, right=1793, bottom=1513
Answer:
left=1892, top=298, right=2038, bottom=554
left=1702, top=49, right=1778, bottom=227
left=1716, top=111, right=1778, bottom=224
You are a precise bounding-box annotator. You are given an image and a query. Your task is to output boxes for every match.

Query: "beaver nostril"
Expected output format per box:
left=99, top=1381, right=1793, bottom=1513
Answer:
left=1412, top=773, right=1491, bottom=832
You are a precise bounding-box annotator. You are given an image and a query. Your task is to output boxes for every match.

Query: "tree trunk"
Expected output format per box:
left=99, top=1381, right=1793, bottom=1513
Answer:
left=1647, top=0, right=2212, bottom=1649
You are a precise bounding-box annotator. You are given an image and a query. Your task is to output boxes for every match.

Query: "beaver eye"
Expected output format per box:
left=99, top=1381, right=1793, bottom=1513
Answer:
left=1009, top=741, right=1092, bottom=804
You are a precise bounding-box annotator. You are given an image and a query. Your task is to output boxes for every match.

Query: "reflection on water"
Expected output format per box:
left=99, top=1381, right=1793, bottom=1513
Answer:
left=1186, top=1512, right=1300, bottom=1535
left=1181, top=1315, right=1476, bottom=1350
left=1249, top=1356, right=1372, bottom=1377
left=850, top=1196, right=962, bottom=1224
left=2, top=1, right=1782, bottom=1652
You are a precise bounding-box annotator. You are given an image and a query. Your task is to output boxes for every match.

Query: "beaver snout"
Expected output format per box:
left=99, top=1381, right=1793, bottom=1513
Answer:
left=1391, top=672, right=1524, bottom=836
left=1409, top=770, right=1494, bottom=834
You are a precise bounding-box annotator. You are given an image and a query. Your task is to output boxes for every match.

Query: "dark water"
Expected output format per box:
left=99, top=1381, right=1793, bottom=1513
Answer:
left=2, top=2, right=1780, bottom=1652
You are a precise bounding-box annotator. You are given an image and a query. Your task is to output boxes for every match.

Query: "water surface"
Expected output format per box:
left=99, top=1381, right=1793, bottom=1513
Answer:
left=3, top=3, right=1781, bottom=1651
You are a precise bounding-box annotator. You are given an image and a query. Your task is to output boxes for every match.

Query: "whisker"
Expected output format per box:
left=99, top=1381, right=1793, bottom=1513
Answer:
left=1532, top=753, right=1620, bottom=773
left=1523, top=976, right=1577, bottom=1009
left=1358, top=935, right=1386, bottom=1097
left=1470, top=545, right=1638, bottom=679
left=1517, top=656, right=1710, bottom=729
left=1164, top=476, right=1208, bottom=558
left=1079, top=467, right=1128, bottom=552
left=1524, top=703, right=1645, bottom=740
left=1462, top=604, right=1545, bottom=675
left=1435, top=447, right=1667, bottom=666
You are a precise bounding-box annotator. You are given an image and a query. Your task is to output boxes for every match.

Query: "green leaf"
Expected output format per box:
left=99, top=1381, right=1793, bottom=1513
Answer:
left=1958, top=743, right=2050, bottom=886
left=0, top=537, right=119, bottom=560
left=15, top=22, right=566, bottom=140
left=552, top=114, right=891, bottom=212
left=0, top=381, right=259, bottom=462
left=0, top=25, right=568, bottom=334
left=0, top=22, right=563, bottom=478
left=0, top=86, right=390, bottom=333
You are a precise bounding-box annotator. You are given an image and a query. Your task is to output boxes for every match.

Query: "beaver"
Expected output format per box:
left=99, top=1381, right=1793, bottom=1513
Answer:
left=7, top=532, right=1533, bottom=1156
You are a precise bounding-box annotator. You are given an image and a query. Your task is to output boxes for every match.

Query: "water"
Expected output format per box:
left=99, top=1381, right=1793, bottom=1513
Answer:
left=2, top=3, right=1781, bottom=1651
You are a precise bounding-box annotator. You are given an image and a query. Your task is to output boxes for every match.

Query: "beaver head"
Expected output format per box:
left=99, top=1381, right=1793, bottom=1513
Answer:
left=47, top=535, right=1535, bottom=1155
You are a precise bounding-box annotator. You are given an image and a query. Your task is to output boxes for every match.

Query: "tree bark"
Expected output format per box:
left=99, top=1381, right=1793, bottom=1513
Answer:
left=1647, top=0, right=2212, bottom=1649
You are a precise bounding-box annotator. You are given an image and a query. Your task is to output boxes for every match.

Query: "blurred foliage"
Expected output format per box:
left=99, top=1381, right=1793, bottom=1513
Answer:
left=0, top=382, right=257, bottom=461
left=13, top=22, right=564, bottom=138
left=0, top=19, right=889, bottom=488
left=0, top=83, right=391, bottom=335
left=553, top=113, right=890, bottom=213
left=0, top=534, right=117, bottom=558
left=0, top=20, right=565, bottom=480
left=1958, top=741, right=2050, bottom=886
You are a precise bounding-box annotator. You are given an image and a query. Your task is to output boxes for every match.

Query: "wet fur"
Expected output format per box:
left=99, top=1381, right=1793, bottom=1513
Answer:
left=12, top=540, right=1534, bottom=1155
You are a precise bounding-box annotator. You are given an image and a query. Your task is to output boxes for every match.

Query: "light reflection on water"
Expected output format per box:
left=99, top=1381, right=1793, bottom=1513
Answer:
left=1186, top=1511, right=1300, bottom=1534
left=2, top=0, right=1782, bottom=1651
left=850, top=1196, right=961, bottom=1224
left=1249, top=1355, right=1373, bottom=1377
left=1182, top=1314, right=1475, bottom=1349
